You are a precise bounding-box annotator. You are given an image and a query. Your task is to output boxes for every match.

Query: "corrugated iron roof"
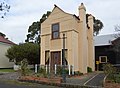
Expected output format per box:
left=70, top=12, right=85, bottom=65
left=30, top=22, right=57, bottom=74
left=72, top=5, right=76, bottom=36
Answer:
left=94, top=34, right=116, bottom=46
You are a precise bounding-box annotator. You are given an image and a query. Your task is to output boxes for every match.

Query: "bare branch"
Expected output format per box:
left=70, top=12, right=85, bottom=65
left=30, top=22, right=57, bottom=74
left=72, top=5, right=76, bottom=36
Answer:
left=0, top=0, right=10, bottom=18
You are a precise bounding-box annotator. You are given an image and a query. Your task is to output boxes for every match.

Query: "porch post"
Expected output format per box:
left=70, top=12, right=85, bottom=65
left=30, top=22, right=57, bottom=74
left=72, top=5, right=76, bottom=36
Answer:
left=68, top=65, right=71, bottom=75
left=72, top=65, right=74, bottom=75
left=35, top=64, right=37, bottom=73
left=55, top=64, right=57, bottom=75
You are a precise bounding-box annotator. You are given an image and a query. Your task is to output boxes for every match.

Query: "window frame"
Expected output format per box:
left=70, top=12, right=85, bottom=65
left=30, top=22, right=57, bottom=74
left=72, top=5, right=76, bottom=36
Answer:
left=51, top=23, right=60, bottom=39
left=45, top=50, right=50, bottom=65
left=99, top=56, right=107, bottom=63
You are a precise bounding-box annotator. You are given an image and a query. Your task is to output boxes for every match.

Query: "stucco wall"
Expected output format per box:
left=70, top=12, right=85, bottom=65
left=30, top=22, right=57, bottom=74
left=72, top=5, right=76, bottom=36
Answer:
left=71, top=31, right=79, bottom=71
left=0, top=42, right=14, bottom=68
left=41, top=6, right=79, bottom=66
left=41, top=7, right=78, bottom=36
left=41, top=4, right=95, bottom=73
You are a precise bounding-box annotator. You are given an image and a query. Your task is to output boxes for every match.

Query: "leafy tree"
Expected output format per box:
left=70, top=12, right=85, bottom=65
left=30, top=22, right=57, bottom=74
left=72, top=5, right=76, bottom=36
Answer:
left=93, top=18, right=103, bottom=35
left=25, top=11, right=51, bottom=44
left=0, top=32, right=6, bottom=37
left=25, top=11, right=51, bottom=65
left=0, top=0, right=10, bottom=18
left=6, top=43, right=40, bottom=65
left=86, top=14, right=104, bottom=36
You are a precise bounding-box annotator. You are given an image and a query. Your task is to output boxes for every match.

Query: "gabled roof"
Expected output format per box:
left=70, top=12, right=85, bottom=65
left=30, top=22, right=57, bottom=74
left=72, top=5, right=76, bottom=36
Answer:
left=0, top=36, right=15, bottom=45
left=94, top=34, right=116, bottom=46
left=52, top=5, right=80, bottom=20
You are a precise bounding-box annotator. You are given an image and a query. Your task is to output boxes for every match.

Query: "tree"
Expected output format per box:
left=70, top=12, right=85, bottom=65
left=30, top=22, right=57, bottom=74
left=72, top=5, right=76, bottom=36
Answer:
left=86, top=14, right=104, bottom=36
left=111, top=25, right=120, bottom=61
left=0, top=32, right=6, bottom=37
left=93, top=17, right=103, bottom=36
left=0, top=0, right=10, bottom=18
left=25, top=11, right=51, bottom=44
left=6, top=43, right=40, bottom=65
left=0, top=32, right=8, bottom=39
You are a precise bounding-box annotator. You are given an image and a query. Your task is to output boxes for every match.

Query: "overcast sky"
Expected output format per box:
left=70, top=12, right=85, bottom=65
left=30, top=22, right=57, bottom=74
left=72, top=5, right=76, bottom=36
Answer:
left=0, top=0, right=120, bottom=44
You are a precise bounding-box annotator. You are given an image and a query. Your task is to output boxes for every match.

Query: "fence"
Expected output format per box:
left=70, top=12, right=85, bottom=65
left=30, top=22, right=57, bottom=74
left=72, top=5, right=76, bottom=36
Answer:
left=34, top=64, right=74, bottom=76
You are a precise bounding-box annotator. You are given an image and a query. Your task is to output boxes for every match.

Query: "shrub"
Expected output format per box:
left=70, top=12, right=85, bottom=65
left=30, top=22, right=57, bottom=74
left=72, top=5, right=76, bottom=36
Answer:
left=103, top=63, right=117, bottom=82
left=57, top=66, right=62, bottom=75
left=20, top=59, right=29, bottom=76
left=74, top=71, right=83, bottom=76
left=38, top=67, right=47, bottom=78
left=103, top=63, right=116, bottom=75
left=114, top=73, right=120, bottom=83
left=57, top=67, right=70, bottom=76
left=87, top=67, right=92, bottom=73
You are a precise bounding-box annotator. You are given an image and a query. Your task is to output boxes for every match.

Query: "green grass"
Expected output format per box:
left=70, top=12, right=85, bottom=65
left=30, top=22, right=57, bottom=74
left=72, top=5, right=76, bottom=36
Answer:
left=0, top=68, right=15, bottom=72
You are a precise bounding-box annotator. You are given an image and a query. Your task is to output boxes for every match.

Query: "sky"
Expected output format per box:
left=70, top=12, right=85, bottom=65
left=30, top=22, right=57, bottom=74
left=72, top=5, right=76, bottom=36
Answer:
left=0, top=0, right=120, bottom=44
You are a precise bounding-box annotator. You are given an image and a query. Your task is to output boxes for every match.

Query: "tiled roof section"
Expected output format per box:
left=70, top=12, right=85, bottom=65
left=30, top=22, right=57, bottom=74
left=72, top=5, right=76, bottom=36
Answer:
left=0, top=36, right=15, bottom=45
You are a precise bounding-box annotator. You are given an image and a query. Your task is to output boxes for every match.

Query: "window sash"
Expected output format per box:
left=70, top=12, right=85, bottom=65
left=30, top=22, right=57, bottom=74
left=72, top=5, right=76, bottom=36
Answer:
left=52, top=23, right=59, bottom=39
left=52, top=31, right=59, bottom=39
left=52, top=24, right=59, bottom=32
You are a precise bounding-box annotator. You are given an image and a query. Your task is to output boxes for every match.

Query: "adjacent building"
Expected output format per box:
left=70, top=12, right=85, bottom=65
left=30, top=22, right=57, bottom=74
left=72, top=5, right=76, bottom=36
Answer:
left=0, top=36, right=15, bottom=68
left=94, top=34, right=119, bottom=70
left=40, top=3, right=95, bottom=73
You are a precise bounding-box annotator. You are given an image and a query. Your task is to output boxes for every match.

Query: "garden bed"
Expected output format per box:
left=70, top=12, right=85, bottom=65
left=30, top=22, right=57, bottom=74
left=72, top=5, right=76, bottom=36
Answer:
left=19, top=76, right=62, bottom=84
left=104, top=80, right=120, bottom=88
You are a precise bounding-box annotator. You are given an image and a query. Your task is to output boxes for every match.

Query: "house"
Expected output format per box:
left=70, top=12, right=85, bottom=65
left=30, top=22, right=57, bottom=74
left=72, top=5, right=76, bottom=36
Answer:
left=94, top=34, right=118, bottom=70
left=0, top=36, right=15, bottom=68
left=40, top=3, right=95, bottom=73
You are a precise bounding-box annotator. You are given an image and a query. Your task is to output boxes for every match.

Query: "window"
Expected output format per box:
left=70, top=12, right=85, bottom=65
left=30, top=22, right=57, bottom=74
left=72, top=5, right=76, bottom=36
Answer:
left=99, top=56, right=107, bottom=63
left=52, top=23, right=59, bottom=39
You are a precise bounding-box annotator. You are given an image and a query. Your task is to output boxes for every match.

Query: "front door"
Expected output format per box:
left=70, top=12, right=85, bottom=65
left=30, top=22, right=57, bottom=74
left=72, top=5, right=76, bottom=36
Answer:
left=51, top=51, right=61, bottom=70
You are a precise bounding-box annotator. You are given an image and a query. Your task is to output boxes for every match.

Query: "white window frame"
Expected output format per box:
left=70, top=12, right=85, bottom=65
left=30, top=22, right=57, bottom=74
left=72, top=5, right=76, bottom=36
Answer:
left=99, top=56, right=107, bottom=63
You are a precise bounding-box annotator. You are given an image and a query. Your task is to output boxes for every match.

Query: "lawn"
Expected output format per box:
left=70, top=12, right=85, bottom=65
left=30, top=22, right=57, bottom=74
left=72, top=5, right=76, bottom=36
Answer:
left=0, top=68, right=15, bottom=73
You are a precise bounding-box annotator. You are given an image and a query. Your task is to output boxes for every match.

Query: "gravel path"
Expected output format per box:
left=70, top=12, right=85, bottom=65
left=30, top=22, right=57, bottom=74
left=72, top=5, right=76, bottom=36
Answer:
left=85, top=73, right=105, bottom=87
left=65, top=72, right=97, bottom=86
left=0, top=72, right=21, bottom=80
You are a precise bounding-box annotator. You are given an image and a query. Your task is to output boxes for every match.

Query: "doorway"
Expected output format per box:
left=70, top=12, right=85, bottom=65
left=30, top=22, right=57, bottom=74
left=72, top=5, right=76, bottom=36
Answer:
left=51, top=51, right=61, bottom=70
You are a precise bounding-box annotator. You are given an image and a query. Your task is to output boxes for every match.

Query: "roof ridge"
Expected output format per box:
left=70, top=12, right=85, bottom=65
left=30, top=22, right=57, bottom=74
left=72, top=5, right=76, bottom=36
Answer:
left=0, top=36, right=15, bottom=45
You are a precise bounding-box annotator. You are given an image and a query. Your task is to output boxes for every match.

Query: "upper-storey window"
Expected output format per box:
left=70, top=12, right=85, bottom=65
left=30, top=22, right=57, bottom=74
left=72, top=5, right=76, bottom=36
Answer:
left=52, top=23, right=59, bottom=39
